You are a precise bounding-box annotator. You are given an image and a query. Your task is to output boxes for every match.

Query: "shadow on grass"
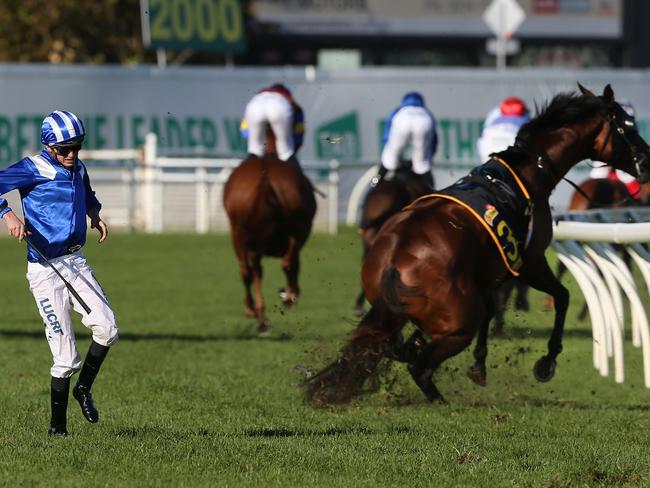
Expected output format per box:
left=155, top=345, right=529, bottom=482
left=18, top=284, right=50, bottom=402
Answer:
left=0, top=329, right=293, bottom=343
left=108, top=425, right=395, bottom=439
left=493, top=326, right=594, bottom=340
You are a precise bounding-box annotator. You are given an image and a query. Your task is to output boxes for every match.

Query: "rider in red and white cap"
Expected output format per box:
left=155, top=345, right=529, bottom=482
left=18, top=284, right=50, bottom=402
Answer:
left=589, top=100, right=641, bottom=198
left=477, top=96, right=530, bottom=163
left=240, top=83, right=305, bottom=166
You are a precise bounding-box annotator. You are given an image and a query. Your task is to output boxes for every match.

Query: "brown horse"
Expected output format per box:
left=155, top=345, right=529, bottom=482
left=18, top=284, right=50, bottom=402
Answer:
left=305, top=84, right=650, bottom=404
left=353, top=167, right=433, bottom=316
left=223, top=154, right=316, bottom=335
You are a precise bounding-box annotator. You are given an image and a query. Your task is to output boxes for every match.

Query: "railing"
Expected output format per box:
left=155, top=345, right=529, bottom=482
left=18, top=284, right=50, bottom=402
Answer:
left=552, top=208, right=650, bottom=387
left=79, top=134, right=340, bottom=234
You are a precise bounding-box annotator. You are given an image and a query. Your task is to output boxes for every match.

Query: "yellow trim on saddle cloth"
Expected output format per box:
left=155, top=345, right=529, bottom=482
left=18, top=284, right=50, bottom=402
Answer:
left=404, top=194, right=521, bottom=277
left=491, top=156, right=531, bottom=201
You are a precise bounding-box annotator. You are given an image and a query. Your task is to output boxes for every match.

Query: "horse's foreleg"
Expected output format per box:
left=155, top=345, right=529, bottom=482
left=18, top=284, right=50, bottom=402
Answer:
left=280, top=237, right=301, bottom=307
left=493, top=280, right=512, bottom=336
left=521, top=259, right=570, bottom=382
left=467, top=294, right=495, bottom=386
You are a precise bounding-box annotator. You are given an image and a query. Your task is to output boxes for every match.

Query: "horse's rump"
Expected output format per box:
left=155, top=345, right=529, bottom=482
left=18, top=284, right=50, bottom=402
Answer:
left=363, top=200, right=505, bottom=309
left=224, top=156, right=316, bottom=254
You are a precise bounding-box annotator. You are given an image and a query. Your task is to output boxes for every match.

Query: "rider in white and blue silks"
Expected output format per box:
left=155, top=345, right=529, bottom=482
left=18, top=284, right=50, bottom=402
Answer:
left=0, top=110, right=118, bottom=436
left=372, top=91, right=438, bottom=190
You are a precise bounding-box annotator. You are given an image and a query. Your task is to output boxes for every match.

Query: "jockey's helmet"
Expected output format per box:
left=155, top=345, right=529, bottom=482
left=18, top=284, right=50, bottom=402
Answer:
left=269, top=83, right=292, bottom=99
left=500, top=97, right=528, bottom=117
left=41, top=110, right=85, bottom=146
left=402, top=91, right=425, bottom=106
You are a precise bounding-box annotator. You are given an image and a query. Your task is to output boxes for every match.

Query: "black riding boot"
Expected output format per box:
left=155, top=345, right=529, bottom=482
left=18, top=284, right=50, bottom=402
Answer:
left=286, top=154, right=302, bottom=170
left=72, top=341, right=110, bottom=424
left=49, top=376, right=70, bottom=436
left=415, top=171, right=435, bottom=194
left=371, top=166, right=388, bottom=187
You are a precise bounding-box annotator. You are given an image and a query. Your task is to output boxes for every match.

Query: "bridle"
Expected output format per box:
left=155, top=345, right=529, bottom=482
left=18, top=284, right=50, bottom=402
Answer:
left=515, top=103, right=647, bottom=207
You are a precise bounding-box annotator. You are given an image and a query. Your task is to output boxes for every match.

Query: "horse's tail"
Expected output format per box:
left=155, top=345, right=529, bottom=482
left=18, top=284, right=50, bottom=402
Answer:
left=380, top=267, right=423, bottom=316
left=303, top=301, right=401, bottom=406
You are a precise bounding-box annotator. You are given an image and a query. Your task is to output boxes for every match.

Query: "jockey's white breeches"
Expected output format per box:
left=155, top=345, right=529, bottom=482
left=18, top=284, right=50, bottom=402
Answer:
left=244, top=91, right=294, bottom=161
left=381, top=107, right=435, bottom=175
left=476, top=122, right=520, bottom=163
left=27, top=251, right=118, bottom=378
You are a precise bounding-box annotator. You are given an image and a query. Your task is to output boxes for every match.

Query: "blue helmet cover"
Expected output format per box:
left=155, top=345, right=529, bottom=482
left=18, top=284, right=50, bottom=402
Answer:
left=402, top=91, right=425, bottom=107
left=41, top=110, right=86, bottom=146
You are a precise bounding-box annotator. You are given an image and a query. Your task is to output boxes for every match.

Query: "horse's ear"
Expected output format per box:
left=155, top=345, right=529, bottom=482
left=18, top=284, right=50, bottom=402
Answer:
left=602, top=84, right=615, bottom=103
left=577, top=82, right=594, bottom=97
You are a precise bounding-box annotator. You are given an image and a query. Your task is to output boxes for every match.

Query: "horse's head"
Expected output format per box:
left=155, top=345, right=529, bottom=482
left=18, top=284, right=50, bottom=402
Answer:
left=579, top=83, right=650, bottom=183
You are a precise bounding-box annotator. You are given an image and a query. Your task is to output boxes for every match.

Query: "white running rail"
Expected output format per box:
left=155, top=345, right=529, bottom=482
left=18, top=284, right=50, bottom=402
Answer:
left=552, top=209, right=650, bottom=387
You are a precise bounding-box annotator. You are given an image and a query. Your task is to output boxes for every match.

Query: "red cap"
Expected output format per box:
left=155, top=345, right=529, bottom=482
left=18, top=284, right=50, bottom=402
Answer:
left=500, top=97, right=528, bottom=117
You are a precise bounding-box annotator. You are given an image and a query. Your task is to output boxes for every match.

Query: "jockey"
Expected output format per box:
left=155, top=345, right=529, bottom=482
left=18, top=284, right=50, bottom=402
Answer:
left=240, top=83, right=305, bottom=167
left=588, top=100, right=641, bottom=198
left=372, top=91, right=438, bottom=190
left=477, top=96, right=531, bottom=163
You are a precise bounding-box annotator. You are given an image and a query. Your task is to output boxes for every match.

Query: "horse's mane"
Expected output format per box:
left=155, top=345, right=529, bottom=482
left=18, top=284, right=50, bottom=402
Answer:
left=517, top=92, right=605, bottom=144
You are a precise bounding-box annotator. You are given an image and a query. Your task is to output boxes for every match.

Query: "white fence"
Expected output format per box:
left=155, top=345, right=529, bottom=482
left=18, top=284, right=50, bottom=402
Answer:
left=78, top=134, right=339, bottom=234
left=552, top=208, right=650, bottom=388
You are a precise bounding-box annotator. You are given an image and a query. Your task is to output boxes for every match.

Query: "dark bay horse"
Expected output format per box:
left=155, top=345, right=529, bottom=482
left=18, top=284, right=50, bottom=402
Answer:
left=354, top=167, right=433, bottom=316
left=223, top=154, right=316, bottom=335
left=305, top=84, right=650, bottom=404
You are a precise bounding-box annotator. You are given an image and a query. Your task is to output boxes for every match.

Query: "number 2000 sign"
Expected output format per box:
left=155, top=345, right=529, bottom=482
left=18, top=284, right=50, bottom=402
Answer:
left=149, top=0, right=243, bottom=48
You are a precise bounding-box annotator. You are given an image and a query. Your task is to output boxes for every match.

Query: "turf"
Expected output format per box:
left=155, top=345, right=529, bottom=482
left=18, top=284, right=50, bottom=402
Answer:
left=1, top=228, right=649, bottom=487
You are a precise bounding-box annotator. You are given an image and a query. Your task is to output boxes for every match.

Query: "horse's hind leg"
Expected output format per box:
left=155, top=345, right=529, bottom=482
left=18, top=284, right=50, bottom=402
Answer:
left=467, top=294, right=495, bottom=386
left=231, top=229, right=255, bottom=318
left=280, top=236, right=301, bottom=307
left=249, top=253, right=271, bottom=336
left=408, top=334, right=473, bottom=403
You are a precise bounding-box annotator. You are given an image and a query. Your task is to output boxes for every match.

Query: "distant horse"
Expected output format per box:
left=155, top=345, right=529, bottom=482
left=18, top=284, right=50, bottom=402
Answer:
left=353, top=167, right=433, bottom=316
left=305, top=84, right=650, bottom=404
left=223, top=145, right=316, bottom=336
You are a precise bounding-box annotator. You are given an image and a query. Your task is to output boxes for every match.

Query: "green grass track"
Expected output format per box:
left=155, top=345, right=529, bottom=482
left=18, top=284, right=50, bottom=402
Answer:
left=1, top=229, right=649, bottom=487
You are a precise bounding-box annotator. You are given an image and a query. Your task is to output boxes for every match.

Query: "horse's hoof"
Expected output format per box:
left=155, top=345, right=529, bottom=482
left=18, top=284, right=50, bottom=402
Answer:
left=533, top=356, right=556, bottom=382
left=279, top=288, right=298, bottom=308
left=466, top=365, right=487, bottom=387
left=257, top=320, right=272, bottom=337
left=352, top=305, right=366, bottom=318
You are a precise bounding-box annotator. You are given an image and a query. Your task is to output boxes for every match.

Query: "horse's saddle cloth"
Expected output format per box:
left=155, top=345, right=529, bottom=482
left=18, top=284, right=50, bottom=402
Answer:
left=407, top=157, right=533, bottom=276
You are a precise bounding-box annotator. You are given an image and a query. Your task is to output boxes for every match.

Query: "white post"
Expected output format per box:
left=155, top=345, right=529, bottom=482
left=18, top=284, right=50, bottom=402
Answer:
left=328, top=160, right=340, bottom=234
left=195, top=167, right=209, bottom=234
left=143, top=133, right=163, bottom=233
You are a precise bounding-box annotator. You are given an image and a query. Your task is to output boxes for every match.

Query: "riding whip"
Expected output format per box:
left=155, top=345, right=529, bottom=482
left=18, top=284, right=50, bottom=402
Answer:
left=23, top=236, right=92, bottom=314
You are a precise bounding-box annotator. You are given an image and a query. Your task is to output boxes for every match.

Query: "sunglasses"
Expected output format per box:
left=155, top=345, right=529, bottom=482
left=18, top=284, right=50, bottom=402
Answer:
left=52, top=144, right=82, bottom=157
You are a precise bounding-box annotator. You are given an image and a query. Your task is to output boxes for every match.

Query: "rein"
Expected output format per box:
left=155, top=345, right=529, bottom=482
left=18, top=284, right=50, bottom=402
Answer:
left=514, top=110, right=643, bottom=208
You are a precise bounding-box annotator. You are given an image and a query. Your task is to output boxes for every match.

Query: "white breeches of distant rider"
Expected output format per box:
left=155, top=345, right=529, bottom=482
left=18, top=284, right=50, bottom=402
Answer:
left=27, top=251, right=118, bottom=378
left=245, top=91, right=295, bottom=161
left=589, top=163, right=636, bottom=183
left=381, top=106, right=435, bottom=175
left=476, top=122, right=520, bottom=163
